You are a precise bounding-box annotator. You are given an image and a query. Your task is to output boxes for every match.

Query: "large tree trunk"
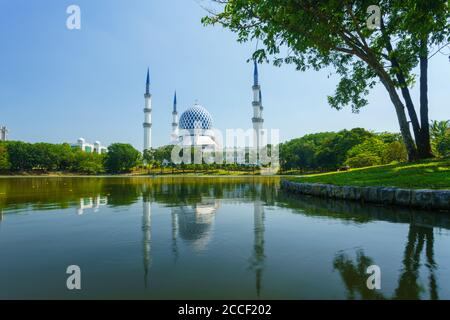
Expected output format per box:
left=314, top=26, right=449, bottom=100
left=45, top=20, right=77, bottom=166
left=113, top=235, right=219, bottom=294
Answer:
left=377, top=73, right=418, bottom=161
left=418, top=41, right=434, bottom=159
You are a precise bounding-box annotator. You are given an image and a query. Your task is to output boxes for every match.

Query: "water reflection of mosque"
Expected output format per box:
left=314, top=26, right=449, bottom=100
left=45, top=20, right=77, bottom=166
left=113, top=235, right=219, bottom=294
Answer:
left=141, top=184, right=266, bottom=297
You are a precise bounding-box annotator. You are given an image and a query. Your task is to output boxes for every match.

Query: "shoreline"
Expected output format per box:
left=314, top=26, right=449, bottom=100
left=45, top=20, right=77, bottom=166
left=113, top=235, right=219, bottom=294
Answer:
left=0, top=174, right=282, bottom=178
left=281, top=180, right=450, bottom=211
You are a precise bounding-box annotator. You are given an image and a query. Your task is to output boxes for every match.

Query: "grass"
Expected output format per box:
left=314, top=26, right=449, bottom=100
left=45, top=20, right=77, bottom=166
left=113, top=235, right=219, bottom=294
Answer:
left=288, top=158, right=450, bottom=190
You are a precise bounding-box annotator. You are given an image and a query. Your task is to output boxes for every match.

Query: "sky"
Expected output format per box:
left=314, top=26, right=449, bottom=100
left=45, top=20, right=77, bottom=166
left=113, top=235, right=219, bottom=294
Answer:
left=0, top=0, right=449, bottom=150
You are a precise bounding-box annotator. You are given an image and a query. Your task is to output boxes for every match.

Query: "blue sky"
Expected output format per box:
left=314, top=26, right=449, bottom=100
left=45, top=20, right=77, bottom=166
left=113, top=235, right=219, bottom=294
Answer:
left=0, top=0, right=449, bottom=150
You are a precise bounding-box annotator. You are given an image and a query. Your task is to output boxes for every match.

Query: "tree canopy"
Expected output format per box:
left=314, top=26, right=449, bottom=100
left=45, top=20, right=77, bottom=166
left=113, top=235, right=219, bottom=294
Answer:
left=104, top=143, right=142, bottom=173
left=203, top=0, right=450, bottom=161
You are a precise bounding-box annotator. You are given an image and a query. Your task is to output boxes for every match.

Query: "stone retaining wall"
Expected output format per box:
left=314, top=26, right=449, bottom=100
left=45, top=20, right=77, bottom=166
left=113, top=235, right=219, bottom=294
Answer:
left=280, top=180, right=450, bottom=211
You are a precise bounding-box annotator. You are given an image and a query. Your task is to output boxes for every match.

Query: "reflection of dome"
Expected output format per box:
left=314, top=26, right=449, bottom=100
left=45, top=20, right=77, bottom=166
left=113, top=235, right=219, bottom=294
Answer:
left=179, top=104, right=213, bottom=130
left=175, top=200, right=220, bottom=251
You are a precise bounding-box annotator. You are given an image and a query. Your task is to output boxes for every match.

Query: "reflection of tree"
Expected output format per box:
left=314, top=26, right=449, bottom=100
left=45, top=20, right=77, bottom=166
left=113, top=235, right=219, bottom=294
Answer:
left=394, top=224, right=438, bottom=300
left=333, top=250, right=385, bottom=300
left=333, top=223, right=438, bottom=300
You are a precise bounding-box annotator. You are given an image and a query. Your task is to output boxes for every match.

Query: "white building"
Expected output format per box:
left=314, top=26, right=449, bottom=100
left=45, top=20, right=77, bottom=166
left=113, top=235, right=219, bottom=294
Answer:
left=0, top=126, right=8, bottom=142
left=143, top=61, right=265, bottom=157
left=72, top=138, right=107, bottom=154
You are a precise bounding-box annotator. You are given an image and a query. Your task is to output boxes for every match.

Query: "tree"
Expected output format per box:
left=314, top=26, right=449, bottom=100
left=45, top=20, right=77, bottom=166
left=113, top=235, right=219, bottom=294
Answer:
left=315, top=128, right=374, bottom=168
left=6, top=141, right=35, bottom=171
left=72, top=150, right=105, bottom=175
left=347, top=137, right=386, bottom=159
left=105, top=143, right=141, bottom=173
left=203, top=0, right=450, bottom=161
left=430, top=120, right=450, bottom=157
left=0, top=142, right=11, bottom=171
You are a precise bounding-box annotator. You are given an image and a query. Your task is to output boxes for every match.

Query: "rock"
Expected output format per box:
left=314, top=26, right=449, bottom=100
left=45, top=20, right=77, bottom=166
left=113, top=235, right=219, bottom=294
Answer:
left=333, top=186, right=344, bottom=199
left=394, top=189, right=412, bottom=207
left=380, top=188, right=396, bottom=205
left=303, top=183, right=313, bottom=195
left=365, top=187, right=382, bottom=203
left=411, top=189, right=434, bottom=209
left=431, top=191, right=450, bottom=210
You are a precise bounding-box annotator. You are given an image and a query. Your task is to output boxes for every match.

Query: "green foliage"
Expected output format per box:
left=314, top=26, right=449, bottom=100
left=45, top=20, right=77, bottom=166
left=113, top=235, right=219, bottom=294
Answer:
left=105, top=143, right=141, bottom=173
left=383, top=141, right=408, bottom=163
left=144, top=145, right=175, bottom=165
left=345, top=153, right=382, bottom=168
left=430, top=120, right=450, bottom=157
left=1, top=141, right=105, bottom=174
left=280, top=128, right=410, bottom=172
left=203, top=0, right=448, bottom=110
left=0, top=142, right=11, bottom=171
left=203, top=0, right=449, bottom=160
left=6, top=141, right=35, bottom=171
left=72, top=150, right=105, bottom=175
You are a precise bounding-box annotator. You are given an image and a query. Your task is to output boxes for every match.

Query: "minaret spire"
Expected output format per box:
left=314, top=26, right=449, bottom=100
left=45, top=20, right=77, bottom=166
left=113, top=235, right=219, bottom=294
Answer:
left=171, top=90, right=179, bottom=142
left=253, top=60, right=259, bottom=86
left=146, top=68, right=150, bottom=95
left=173, top=91, right=177, bottom=112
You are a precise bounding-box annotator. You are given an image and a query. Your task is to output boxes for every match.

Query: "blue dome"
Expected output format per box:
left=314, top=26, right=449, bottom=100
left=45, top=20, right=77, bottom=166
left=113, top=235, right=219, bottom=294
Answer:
left=179, top=104, right=213, bottom=130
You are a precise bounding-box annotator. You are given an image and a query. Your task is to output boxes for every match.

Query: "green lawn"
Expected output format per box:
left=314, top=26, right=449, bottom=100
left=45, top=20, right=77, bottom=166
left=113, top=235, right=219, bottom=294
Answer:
left=289, top=158, right=450, bottom=189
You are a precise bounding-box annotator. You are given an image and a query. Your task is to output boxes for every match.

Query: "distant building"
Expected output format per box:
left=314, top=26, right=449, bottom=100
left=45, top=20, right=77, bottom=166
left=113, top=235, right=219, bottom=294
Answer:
left=72, top=138, right=107, bottom=154
left=0, top=126, right=8, bottom=142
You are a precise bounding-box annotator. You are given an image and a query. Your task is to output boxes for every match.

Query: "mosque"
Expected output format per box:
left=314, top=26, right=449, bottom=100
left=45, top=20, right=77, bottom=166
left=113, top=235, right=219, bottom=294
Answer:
left=142, top=62, right=265, bottom=154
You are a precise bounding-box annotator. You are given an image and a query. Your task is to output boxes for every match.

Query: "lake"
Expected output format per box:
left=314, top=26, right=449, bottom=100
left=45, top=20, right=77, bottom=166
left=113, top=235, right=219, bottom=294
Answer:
left=1, top=176, right=450, bottom=300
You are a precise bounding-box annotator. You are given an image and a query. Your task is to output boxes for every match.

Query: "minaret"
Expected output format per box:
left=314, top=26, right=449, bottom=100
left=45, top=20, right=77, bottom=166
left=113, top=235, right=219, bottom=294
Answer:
left=252, top=61, right=264, bottom=161
left=171, top=91, right=179, bottom=142
left=143, top=68, right=152, bottom=151
left=0, top=126, right=8, bottom=142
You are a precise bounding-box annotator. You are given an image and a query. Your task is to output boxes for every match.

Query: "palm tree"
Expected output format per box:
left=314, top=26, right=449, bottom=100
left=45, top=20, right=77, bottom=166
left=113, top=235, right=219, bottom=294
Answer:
left=430, top=120, right=450, bottom=156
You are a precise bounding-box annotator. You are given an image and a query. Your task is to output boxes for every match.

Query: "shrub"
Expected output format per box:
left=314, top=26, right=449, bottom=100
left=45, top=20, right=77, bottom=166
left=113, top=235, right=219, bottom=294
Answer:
left=345, top=153, right=382, bottom=168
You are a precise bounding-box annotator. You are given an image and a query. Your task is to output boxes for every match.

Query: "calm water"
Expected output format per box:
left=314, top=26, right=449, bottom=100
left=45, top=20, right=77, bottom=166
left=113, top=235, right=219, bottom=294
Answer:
left=0, top=177, right=450, bottom=300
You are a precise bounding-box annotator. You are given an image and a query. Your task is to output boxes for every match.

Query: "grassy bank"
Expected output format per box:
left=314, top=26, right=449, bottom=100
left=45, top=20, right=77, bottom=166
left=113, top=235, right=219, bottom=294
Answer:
left=288, top=158, right=450, bottom=189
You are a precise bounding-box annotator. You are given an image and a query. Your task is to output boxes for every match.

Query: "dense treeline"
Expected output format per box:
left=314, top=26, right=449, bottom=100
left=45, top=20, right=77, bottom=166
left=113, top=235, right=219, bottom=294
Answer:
left=279, top=128, right=407, bottom=172
left=0, top=141, right=141, bottom=174
left=1, top=122, right=448, bottom=175
left=279, top=122, right=449, bottom=172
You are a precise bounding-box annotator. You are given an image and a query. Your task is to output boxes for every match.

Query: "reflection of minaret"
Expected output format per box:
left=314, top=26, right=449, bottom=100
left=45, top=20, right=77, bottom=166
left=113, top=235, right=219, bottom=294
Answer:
left=252, top=199, right=265, bottom=298
left=142, top=199, right=152, bottom=288
left=171, top=207, right=179, bottom=261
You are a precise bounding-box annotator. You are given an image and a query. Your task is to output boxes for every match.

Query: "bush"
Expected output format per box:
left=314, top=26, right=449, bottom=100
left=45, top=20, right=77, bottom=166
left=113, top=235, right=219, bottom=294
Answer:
left=345, top=153, right=382, bottom=168
left=382, top=141, right=408, bottom=164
